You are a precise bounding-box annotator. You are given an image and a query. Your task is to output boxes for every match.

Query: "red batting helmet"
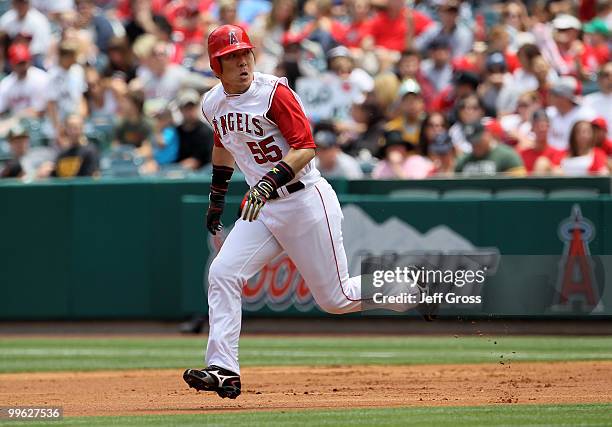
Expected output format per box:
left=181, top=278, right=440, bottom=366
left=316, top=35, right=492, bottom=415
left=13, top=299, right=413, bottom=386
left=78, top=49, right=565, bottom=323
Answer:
left=208, top=24, right=254, bottom=76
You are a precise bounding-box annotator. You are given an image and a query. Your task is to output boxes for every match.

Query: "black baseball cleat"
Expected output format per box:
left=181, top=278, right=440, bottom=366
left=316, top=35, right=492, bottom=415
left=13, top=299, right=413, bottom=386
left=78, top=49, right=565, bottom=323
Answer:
left=183, top=366, right=241, bottom=399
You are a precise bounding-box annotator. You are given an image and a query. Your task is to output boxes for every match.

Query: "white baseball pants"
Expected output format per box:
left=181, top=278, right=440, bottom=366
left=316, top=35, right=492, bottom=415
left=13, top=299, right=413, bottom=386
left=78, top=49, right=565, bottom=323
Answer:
left=205, top=178, right=418, bottom=374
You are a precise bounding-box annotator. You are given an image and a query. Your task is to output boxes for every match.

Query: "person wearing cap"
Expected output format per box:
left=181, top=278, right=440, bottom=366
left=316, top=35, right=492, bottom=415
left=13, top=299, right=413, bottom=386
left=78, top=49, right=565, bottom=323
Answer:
left=0, top=0, right=51, bottom=68
left=591, top=117, right=612, bottom=158
left=395, top=49, right=435, bottom=111
left=372, top=130, right=433, bottom=179
left=313, top=121, right=363, bottom=179
left=420, top=35, right=453, bottom=92
left=455, top=119, right=526, bottom=176
left=478, top=52, right=512, bottom=117
left=46, top=40, right=87, bottom=140
left=176, top=89, right=214, bottom=170
left=550, top=13, right=598, bottom=79
left=428, top=131, right=456, bottom=177
left=49, top=114, right=99, bottom=178
left=583, top=18, right=610, bottom=66
left=426, top=0, right=474, bottom=59
left=583, top=62, right=612, bottom=138
left=519, top=109, right=566, bottom=174
left=0, top=42, right=49, bottom=118
left=149, top=102, right=179, bottom=168
left=386, top=79, right=425, bottom=147
left=0, top=123, right=29, bottom=178
left=430, top=70, right=480, bottom=117
left=326, top=45, right=374, bottom=102
left=546, top=75, right=596, bottom=150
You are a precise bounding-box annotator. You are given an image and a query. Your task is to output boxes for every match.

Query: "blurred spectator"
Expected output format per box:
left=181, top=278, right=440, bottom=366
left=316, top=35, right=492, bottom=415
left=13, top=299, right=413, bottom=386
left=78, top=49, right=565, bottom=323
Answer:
left=46, top=40, right=87, bottom=139
left=501, top=0, right=531, bottom=51
left=395, top=49, right=435, bottom=111
left=455, top=120, right=526, bottom=176
left=52, top=114, right=99, bottom=177
left=519, top=109, right=566, bottom=175
left=150, top=102, right=178, bottom=166
left=103, top=37, right=138, bottom=82
left=448, top=94, right=485, bottom=154
left=549, top=14, right=598, bottom=79
left=85, top=66, right=124, bottom=117
left=0, top=123, right=29, bottom=178
left=250, top=0, right=297, bottom=74
left=313, top=122, right=363, bottom=179
left=218, top=0, right=246, bottom=27
left=478, top=52, right=512, bottom=117
left=340, top=99, right=386, bottom=159
left=140, top=40, right=188, bottom=101
left=560, top=120, right=609, bottom=175
left=386, top=79, right=425, bottom=147
left=114, top=89, right=153, bottom=156
left=123, top=0, right=166, bottom=44
left=298, top=0, right=346, bottom=53
left=428, top=131, right=456, bottom=177
left=326, top=45, right=373, bottom=102
left=500, top=91, right=541, bottom=148
left=591, top=117, right=612, bottom=157
left=176, top=89, right=213, bottom=170
left=428, top=0, right=473, bottom=58
left=418, top=112, right=448, bottom=157
left=372, top=130, right=433, bottom=179
left=583, top=62, right=612, bottom=138
left=431, top=70, right=480, bottom=118
left=420, top=35, right=453, bottom=92
left=0, top=43, right=49, bottom=118
left=75, top=0, right=115, bottom=53
left=583, top=18, right=610, bottom=66
left=337, top=0, right=370, bottom=49
left=546, top=76, right=596, bottom=151
left=0, top=0, right=52, bottom=68
left=362, top=0, right=435, bottom=53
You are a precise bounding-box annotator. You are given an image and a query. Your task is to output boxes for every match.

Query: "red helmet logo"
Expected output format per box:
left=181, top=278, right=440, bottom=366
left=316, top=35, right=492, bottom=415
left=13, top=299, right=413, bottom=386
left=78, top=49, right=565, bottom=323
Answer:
left=208, top=25, right=254, bottom=76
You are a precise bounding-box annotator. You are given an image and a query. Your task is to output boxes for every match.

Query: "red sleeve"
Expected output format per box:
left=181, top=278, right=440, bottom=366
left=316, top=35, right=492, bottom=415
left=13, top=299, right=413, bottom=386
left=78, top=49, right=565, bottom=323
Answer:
left=266, top=83, right=316, bottom=149
left=589, top=147, right=608, bottom=172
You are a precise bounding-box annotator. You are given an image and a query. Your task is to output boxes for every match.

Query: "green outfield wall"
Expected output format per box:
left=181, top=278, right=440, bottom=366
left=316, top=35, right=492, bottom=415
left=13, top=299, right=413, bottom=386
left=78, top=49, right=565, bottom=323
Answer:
left=0, top=176, right=611, bottom=320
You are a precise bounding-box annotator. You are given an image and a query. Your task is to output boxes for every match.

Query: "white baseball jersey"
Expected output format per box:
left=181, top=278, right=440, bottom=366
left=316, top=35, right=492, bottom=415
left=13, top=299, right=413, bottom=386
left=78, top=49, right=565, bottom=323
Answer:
left=200, top=72, right=321, bottom=187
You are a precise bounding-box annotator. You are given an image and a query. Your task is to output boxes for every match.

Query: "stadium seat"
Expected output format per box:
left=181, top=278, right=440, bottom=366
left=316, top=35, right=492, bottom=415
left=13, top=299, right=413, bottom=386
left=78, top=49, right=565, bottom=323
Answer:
left=389, top=188, right=440, bottom=199
left=441, top=189, right=493, bottom=200
left=494, top=188, right=546, bottom=199
left=547, top=188, right=600, bottom=199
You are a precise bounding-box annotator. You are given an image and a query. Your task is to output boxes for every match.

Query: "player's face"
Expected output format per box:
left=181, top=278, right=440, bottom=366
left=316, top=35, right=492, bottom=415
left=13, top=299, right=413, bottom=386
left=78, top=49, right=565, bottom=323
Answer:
left=219, top=49, right=255, bottom=94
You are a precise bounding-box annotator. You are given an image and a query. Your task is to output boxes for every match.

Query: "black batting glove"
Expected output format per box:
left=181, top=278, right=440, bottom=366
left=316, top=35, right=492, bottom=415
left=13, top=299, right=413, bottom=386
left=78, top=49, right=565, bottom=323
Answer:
left=240, top=161, right=295, bottom=222
left=207, top=193, right=225, bottom=234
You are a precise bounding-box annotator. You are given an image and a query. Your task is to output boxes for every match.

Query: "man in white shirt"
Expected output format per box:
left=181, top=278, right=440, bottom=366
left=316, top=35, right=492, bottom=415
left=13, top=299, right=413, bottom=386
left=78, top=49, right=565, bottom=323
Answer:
left=46, top=41, right=87, bottom=139
left=546, top=76, right=595, bottom=151
left=313, top=125, right=364, bottom=179
left=583, top=62, right=612, bottom=139
left=0, top=43, right=48, bottom=117
left=0, top=0, right=51, bottom=67
left=140, top=41, right=188, bottom=102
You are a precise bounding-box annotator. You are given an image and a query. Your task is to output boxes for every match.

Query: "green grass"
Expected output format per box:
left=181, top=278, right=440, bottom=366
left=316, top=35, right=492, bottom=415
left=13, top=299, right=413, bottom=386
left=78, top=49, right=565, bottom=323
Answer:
left=3, top=404, right=611, bottom=427
left=1, top=336, right=612, bottom=373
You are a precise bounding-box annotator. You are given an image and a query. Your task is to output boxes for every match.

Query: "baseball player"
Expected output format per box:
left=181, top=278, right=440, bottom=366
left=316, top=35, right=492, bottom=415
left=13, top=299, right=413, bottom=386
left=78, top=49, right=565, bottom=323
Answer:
left=183, top=25, right=428, bottom=399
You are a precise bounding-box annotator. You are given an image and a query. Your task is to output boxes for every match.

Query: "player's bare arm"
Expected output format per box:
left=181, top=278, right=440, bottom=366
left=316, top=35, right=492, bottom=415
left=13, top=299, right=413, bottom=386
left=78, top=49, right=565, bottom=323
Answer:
left=282, top=147, right=316, bottom=174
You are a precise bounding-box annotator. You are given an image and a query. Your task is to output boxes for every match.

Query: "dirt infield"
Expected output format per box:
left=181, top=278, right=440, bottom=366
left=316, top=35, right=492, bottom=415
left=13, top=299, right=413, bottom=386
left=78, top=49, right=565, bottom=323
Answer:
left=1, top=361, right=611, bottom=417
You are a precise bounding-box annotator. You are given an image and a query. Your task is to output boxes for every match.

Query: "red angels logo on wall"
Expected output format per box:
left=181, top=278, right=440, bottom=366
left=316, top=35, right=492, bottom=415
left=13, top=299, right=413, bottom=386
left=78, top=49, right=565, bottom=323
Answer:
left=552, top=204, right=603, bottom=313
left=229, top=31, right=238, bottom=45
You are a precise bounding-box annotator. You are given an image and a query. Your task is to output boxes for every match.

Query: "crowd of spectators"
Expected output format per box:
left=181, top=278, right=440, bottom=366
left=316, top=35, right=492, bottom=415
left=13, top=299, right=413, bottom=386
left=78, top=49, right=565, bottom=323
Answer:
left=0, top=0, right=611, bottom=181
